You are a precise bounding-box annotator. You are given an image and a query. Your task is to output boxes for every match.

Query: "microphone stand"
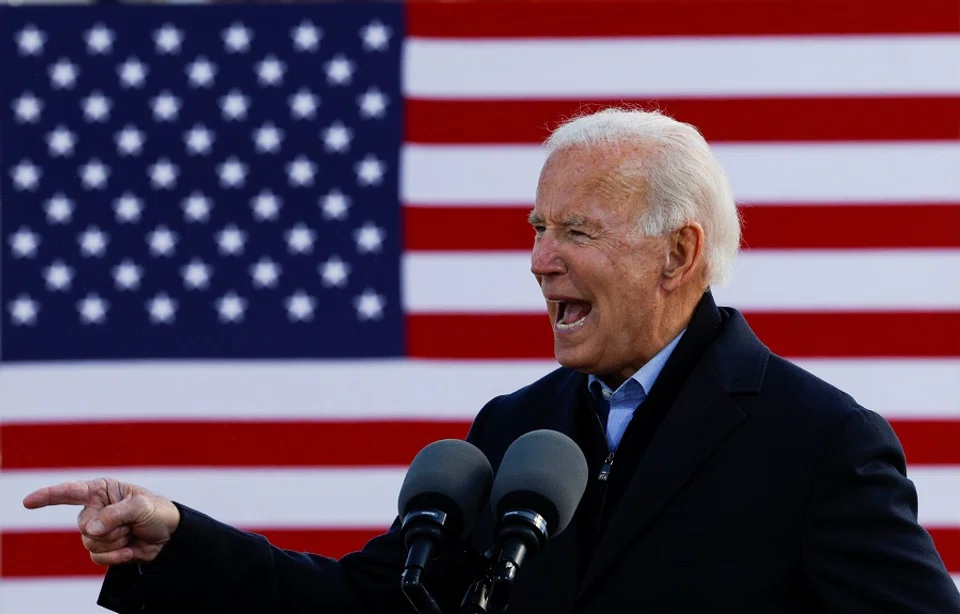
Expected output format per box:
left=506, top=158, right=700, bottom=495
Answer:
left=460, top=549, right=497, bottom=614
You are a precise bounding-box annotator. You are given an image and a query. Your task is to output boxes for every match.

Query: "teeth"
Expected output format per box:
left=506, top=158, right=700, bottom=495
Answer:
left=556, top=313, right=588, bottom=330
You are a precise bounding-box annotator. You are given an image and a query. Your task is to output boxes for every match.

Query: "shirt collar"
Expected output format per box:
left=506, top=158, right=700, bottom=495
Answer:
left=588, top=330, right=686, bottom=401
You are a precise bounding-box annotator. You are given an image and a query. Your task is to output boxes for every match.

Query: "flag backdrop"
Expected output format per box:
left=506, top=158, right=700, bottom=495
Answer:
left=1, top=0, right=959, bottom=611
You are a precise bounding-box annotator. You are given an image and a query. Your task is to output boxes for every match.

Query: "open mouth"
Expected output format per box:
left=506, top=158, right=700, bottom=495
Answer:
left=556, top=300, right=592, bottom=330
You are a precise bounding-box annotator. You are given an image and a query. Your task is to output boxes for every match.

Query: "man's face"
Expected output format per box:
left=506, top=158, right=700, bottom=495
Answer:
left=529, top=144, right=669, bottom=382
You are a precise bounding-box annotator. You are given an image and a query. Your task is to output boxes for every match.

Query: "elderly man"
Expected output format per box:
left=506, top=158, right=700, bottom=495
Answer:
left=24, top=108, right=960, bottom=613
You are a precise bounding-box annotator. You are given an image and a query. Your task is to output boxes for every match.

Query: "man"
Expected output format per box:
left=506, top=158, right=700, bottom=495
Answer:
left=23, top=108, right=960, bottom=613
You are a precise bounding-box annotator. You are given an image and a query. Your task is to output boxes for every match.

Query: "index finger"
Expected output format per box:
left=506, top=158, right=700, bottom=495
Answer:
left=23, top=481, right=95, bottom=509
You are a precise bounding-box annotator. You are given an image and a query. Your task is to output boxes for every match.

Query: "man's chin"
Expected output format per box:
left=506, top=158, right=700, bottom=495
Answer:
left=554, top=344, right=595, bottom=371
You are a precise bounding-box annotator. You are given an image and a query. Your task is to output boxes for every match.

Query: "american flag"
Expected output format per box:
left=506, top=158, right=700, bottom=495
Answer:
left=1, top=1, right=958, bottom=611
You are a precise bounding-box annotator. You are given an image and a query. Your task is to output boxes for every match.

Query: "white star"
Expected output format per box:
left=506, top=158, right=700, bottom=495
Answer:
left=250, top=257, right=281, bottom=288
left=286, top=156, right=316, bottom=187
left=44, top=261, right=74, bottom=291
left=319, top=255, right=350, bottom=288
left=82, top=91, right=112, bottom=122
left=16, top=25, right=45, bottom=56
left=322, top=121, right=352, bottom=153
left=13, top=92, right=43, bottom=124
left=151, top=92, right=181, bottom=122
left=358, top=88, right=389, bottom=119
left=78, top=294, right=109, bottom=324
left=320, top=189, right=350, bottom=220
left=220, top=90, right=250, bottom=121
left=147, top=293, right=178, bottom=324
left=85, top=24, right=114, bottom=54
left=216, top=225, right=246, bottom=255
left=182, top=259, right=212, bottom=290
left=253, top=123, right=283, bottom=154
left=47, top=126, right=76, bottom=156
left=292, top=21, right=322, bottom=52
left=184, top=124, right=214, bottom=155
left=116, top=125, right=145, bottom=156
left=255, top=55, right=285, bottom=86
left=9, top=227, right=40, bottom=258
left=182, top=192, right=212, bottom=222
left=9, top=295, right=39, bottom=326
left=289, top=89, right=318, bottom=120
left=118, top=58, right=148, bottom=88
left=187, top=57, right=217, bottom=88
left=79, top=226, right=109, bottom=257
left=154, top=24, right=183, bottom=54
left=360, top=20, right=391, bottom=52
left=45, top=194, right=74, bottom=224
left=354, top=222, right=385, bottom=254
left=49, top=58, right=79, bottom=89
left=354, top=289, right=385, bottom=321
left=285, top=290, right=315, bottom=322
left=114, top=193, right=144, bottom=223
left=218, top=157, right=247, bottom=188
left=113, top=260, right=143, bottom=290
left=223, top=23, right=252, bottom=53
left=216, top=291, right=247, bottom=323
left=149, top=158, right=179, bottom=189
left=147, top=226, right=178, bottom=257
left=80, top=159, right=110, bottom=190
left=252, top=190, right=282, bottom=221
left=11, top=160, right=41, bottom=191
left=285, top=223, right=315, bottom=254
left=355, top=155, right=385, bottom=187
left=325, top=54, right=354, bottom=86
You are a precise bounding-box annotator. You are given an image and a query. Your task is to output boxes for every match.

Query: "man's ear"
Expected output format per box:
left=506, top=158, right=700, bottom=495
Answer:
left=662, top=222, right=704, bottom=291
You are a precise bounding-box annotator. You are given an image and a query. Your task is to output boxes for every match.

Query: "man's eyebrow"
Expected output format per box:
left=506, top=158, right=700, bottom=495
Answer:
left=527, top=212, right=592, bottom=227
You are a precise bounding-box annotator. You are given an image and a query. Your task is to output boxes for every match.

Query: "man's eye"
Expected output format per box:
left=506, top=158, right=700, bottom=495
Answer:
left=533, top=226, right=545, bottom=234
left=570, top=229, right=587, bottom=237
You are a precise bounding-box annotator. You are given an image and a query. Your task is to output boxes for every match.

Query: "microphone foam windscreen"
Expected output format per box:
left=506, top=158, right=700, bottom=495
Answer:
left=397, top=439, right=494, bottom=538
left=490, top=429, right=588, bottom=537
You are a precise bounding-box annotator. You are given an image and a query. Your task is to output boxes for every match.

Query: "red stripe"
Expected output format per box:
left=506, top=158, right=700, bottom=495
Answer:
left=1, top=528, right=383, bottom=578
left=891, top=420, right=960, bottom=466
left=406, top=98, right=960, bottom=144
left=406, top=312, right=960, bottom=359
left=4, top=526, right=959, bottom=578
left=0, top=421, right=471, bottom=470
left=408, top=0, right=959, bottom=37
left=403, top=204, right=960, bottom=251
left=1, top=419, right=954, bottom=470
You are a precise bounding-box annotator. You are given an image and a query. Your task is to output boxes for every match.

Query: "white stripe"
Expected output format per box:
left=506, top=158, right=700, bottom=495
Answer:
left=405, top=36, right=960, bottom=98
left=1, top=360, right=957, bottom=422
left=0, top=360, right=555, bottom=422
left=1, top=580, right=106, bottom=614
left=4, top=468, right=405, bottom=530
left=403, top=251, right=960, bottom=311
left=401, top=144, right=960, bottom=204
left=4, top=576, right=960, bottom=613
left=5, top=467, right=960, bottom=531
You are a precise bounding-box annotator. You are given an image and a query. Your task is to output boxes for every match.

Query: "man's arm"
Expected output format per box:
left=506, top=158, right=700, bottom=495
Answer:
left=802, top=407, right=960, bottom=613
left=97, top=399, right=500, bottom=614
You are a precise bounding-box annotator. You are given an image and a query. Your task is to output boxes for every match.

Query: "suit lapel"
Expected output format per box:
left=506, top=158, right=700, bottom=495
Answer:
left=577, top=305, right=771, bottom=599
left=578, top=363, right=745, bottom=596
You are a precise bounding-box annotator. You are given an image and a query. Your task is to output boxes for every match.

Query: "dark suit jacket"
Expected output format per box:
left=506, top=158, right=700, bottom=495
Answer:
left=98, top=294, right=960, bottom=613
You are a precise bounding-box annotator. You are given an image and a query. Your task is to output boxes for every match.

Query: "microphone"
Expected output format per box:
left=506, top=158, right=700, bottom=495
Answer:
left=398, top=439, right=494, bottom=614
left=486, top=430, right=588, bottom=610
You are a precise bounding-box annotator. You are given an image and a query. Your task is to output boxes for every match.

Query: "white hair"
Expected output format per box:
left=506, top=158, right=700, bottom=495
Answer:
left=544, top=107, right=741, bottom=288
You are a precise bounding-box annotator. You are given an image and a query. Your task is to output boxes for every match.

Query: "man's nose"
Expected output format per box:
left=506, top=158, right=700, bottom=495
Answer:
left=530, top=238, right=565, bottom=277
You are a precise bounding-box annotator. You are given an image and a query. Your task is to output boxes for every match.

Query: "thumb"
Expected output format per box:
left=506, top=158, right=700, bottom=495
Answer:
left=88, top=496, right=146, bottom=536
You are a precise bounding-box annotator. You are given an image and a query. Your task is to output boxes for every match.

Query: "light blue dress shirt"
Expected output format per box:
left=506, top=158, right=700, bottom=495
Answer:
left=587, top=331, right=685, bottom=452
